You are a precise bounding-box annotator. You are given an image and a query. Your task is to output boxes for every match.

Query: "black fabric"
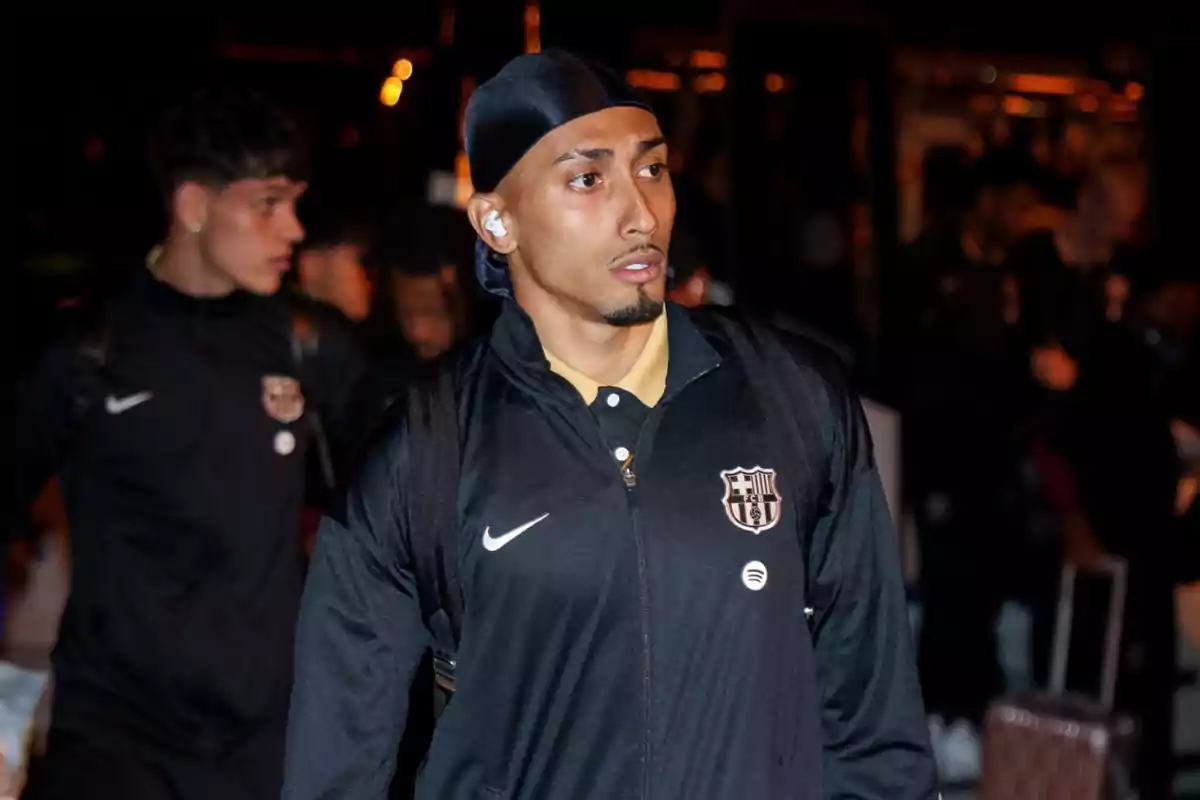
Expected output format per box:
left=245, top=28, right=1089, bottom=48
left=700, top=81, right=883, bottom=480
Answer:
left=13, top=268, right=369, bottom=766
left=23, top=721, right=286, bottom=800
left=405, top=363, right=465, bottom=678
left=286, top=301, right=935, bottom=799
left=463, top=49, right=649, bottom=195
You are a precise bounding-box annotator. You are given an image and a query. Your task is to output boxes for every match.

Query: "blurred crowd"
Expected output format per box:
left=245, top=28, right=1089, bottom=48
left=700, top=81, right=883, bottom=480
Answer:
left=881, top=143, right=1199, bottom=791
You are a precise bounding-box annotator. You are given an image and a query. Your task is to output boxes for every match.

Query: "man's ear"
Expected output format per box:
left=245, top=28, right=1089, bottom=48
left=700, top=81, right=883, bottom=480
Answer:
left=174, top=181, right=210, bottom=234
left=467, top=194, right=516, bottom=255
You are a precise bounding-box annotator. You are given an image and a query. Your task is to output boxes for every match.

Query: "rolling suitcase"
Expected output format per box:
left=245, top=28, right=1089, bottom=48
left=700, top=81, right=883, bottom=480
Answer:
left=980, top=557, right=1137, bottom=799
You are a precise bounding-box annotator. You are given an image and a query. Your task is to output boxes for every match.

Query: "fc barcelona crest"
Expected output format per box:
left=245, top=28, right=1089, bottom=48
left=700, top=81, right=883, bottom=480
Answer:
left=720, top=466, right=782, bottom=534
left=262, top=375, right=305, bottom=424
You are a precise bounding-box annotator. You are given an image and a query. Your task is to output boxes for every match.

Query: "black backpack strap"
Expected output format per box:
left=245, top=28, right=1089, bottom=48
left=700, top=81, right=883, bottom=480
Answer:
left=405, top=365, right=464, bottom=700
left=288, top=306, right=337, bottom=493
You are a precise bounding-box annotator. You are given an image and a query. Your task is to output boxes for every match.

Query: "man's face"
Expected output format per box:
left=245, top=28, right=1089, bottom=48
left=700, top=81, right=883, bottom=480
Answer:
left=298, top=243, right=372, bottom=321
left=392, top=272, right=456, bottom=361
left=200, top=177, right=307, bottom=295
left=499, top=107, right=675, bottom=326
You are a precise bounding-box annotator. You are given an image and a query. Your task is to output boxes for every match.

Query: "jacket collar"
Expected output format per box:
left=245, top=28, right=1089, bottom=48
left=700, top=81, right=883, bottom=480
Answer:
left=489, top=300, right=721, bottom=405
left=543, top=311, right=668, bottom=406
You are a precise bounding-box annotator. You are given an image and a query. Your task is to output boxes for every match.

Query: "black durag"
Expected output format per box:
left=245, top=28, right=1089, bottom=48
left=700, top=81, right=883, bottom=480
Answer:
left=464, top=49, right=651, bottom=298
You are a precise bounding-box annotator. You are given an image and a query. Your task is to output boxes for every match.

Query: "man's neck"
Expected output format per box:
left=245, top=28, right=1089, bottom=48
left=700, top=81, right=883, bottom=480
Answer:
left=527, top=300, right=658, bottom=386
left=152, top=235, right=236, bottom=298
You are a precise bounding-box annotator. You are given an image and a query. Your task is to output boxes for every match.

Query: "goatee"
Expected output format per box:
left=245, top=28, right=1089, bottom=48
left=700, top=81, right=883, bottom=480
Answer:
left=602, top=290, right=664, bottom=327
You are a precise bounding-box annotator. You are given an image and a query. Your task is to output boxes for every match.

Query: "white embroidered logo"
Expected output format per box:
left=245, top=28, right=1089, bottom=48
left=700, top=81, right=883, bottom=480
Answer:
left=105, top=392, right=153, bottom=415
left=482, top=513, right=550, bottom=552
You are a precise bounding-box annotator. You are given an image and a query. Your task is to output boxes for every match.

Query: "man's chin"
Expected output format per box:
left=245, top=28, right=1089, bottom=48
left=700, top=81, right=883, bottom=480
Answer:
left=240, top=275, right=283, bottom=296
left=601, top=290, right=665, bottom=327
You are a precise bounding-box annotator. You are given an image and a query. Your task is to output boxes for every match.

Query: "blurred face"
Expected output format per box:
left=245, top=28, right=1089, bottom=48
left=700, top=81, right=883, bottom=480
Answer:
left=298, top=243, right=372, bottom=321
left=196, top=176, right=307, bottom=295
left=476, top=107, right=675, bottom=327
left=392, top=272, right=456, bottom=361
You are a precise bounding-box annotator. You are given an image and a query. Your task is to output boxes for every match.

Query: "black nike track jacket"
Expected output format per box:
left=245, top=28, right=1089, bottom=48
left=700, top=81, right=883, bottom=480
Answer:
left=13, top=270, right=366, bottom=758
left=285, top=301, right=936, bottom=799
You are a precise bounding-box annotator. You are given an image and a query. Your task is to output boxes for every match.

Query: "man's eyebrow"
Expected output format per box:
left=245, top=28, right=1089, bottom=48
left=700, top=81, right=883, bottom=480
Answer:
left=552, top=136, right=668, bottom=165
left=553, top=147, right=612, bottom=165
left=638, top=136, right=668, bottom=154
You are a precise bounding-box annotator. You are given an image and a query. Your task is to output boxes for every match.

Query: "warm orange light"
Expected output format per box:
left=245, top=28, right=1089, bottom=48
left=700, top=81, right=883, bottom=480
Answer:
left=392, top=58, right=413, bottom=80
left=694, top=72, right=726, bottom=93
left=524, top=3, right=541, bottom=54
left=1003, top=95, right=1032, bottom=115
left=380, top=77, right=404, bottom=106
left=1077, top=94, right=1099, bottom=113
left=1108, top=96, right=1138, bottom=121
left=765, top=73, right=785, bottom=93
left=454, top=150, right=474, bottom=209
left=626, top=70, right=681, bottom=91
left=690, top=50, right=726, bottom=70
left=1124, top=81, right=1144, bottom=101
left=1009, top=74, right=1076, bottom=95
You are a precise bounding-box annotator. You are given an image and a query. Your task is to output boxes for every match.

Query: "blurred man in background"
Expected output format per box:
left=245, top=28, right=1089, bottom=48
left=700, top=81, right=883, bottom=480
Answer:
left=15, top=88, right=364, bottom=800
left=897, top=147, right=1042, bottom=781
left=293, top=205, right=374, bottom=324
left=1037, top=248, right=1198, bottom=799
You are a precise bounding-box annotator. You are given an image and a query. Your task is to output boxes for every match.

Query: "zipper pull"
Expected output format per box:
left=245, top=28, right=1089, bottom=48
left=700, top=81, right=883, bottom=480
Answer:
left=620, top=452, right=637, bottom=488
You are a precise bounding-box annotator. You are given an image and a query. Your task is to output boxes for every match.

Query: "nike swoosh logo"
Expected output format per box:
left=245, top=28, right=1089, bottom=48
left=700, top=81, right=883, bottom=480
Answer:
left=105, top=392, right=153, bottom=415
left=482, top=513, right=550, bottom=552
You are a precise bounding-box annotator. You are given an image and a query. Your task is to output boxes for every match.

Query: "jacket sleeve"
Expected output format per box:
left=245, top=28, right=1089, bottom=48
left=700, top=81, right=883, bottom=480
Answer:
left=11, top=339, right=83, bottom=546
left=283, top=411, right=432, bottom=799
left=808, top=385, right=938, bottom=799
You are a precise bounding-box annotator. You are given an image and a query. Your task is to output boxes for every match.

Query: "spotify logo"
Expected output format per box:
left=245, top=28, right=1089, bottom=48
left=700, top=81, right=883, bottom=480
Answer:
left=742, top=561, right=768, bottom=591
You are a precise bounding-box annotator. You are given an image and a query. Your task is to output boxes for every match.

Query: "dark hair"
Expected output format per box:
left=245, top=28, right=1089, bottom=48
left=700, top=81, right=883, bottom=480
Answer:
left=149, top=87, right=309, bottom=202
left=296, top=195, right=373, bottom=253
left=370, top=238, right=448, bottom=279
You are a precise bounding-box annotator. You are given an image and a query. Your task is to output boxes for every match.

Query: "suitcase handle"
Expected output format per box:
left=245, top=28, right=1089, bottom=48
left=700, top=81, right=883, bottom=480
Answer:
left=1048, top=556, right=1128, bottom=709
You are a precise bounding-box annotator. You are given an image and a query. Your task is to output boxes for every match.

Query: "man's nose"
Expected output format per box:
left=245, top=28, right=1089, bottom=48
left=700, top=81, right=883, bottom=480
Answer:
left=281, top=207, right=305, bottom=243
left=620, top=182, right=658, bottom=239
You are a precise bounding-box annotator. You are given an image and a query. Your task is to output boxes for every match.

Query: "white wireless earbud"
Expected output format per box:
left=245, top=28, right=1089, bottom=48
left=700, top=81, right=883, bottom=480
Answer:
left=483, top=210, right=508, bottom=238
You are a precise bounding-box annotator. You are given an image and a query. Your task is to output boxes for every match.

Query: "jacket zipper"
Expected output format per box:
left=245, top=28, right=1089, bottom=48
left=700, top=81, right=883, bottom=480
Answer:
left=623, top=429, right=652, bottom=800
left=624, top=363, right=719, bottom=800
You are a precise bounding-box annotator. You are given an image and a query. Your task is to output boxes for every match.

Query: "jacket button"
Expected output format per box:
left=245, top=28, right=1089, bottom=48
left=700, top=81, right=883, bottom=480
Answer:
left=613, top=446, right=631, bottom=462
left=606, top=392, right=621, bottom=408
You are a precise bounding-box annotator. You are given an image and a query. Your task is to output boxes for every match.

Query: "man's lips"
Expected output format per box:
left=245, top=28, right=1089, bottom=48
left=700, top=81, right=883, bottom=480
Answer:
left=610, top=251, right=665, bottom=285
